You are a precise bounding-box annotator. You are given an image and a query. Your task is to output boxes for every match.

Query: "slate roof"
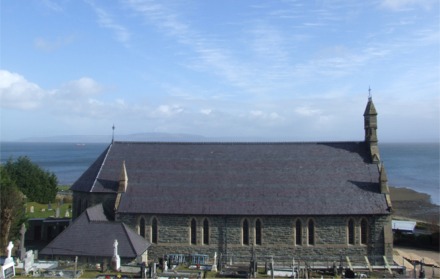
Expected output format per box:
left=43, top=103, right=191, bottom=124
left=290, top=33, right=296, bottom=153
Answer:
left=71, top=141, right=390, bottom=216
left=40, top=204, right=150, bottom=258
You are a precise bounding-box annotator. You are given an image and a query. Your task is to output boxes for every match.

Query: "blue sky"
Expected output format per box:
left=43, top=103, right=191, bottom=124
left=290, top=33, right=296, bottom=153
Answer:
left=1, top=0, right=438, bottom=142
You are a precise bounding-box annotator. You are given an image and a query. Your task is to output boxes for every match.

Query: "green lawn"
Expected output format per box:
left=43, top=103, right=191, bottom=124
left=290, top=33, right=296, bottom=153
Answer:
left=26, top=201, right=72, bottom=219
left=58, top=185, right=72, bottom=191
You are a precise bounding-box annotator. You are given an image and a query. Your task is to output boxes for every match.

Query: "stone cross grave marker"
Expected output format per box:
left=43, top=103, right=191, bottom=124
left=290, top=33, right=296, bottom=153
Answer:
left=20, top=223, right=26, bottom=260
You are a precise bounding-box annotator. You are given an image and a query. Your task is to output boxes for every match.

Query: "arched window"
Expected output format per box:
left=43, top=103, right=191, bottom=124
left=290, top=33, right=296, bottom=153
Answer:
left=242, top=219, right=249, bottom=245
left=348, top=219, right=355, bottom=245
left=255, top=219, right=262, bottom=245
left=203, top=219, right=209, bottom=245
left=295, top=220, right=302, bottom=245
left=191, top=219, right=197, bottom=245
left=151, top=217, right=158, bottom=244
left=308, top=219, right=315, bottom=245
left=361, top=219, right=368, bottom=245
left=139, top=217, right=146, bottom=238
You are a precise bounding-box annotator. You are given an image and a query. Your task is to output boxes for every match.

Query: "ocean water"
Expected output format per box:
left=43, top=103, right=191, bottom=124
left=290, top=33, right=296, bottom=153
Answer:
left=379, top=143, right=439, bottom=205
left=0, top=141, right=438, bottom=204
left=0, top=142, right=108, bottom=186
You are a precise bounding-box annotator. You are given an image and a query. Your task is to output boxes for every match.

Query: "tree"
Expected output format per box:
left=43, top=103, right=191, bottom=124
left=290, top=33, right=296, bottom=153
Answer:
left=4, top=156, right=58, bottom=203
left=0, top=166, right=26, bottom=252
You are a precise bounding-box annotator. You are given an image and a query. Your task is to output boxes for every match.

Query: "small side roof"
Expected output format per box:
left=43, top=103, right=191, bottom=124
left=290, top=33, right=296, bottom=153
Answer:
left=392, top=220, right=417, bottom=232
left=40, top=204, right=150, bottom=258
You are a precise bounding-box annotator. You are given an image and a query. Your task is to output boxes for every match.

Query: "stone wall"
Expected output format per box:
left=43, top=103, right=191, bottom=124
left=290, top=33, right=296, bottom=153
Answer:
left=72, top=191, right=116, bottom=219
left=117, top=213, right=392, bottom=264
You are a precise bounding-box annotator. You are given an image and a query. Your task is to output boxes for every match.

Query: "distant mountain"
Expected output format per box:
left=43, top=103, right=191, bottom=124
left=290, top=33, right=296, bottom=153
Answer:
left=18, top=133, right=206, bottom=143
left=17, top=133, right=274, bottom=143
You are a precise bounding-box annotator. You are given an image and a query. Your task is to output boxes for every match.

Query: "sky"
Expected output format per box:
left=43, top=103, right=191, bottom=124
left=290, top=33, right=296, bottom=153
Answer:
left=1, top=0, right=439, bottom=142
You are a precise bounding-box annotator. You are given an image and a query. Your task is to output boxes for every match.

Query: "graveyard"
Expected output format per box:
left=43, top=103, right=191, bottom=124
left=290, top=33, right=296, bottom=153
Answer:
left=26, top=201, right=72, bottom=219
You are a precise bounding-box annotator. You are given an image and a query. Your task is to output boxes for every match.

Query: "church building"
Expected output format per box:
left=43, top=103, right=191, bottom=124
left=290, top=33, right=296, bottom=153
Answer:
left=46, top=97, right=393, bottom=264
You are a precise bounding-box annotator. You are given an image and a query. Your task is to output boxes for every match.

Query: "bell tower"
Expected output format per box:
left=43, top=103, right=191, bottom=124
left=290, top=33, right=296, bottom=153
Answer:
left=364, top=88, right=380, bottom=163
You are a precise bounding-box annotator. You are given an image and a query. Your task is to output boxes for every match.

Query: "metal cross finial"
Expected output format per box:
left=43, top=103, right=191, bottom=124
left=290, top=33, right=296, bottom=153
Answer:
left=112, top=124, right=115, bottom=143
left=368, top=86, right=372, bottom=98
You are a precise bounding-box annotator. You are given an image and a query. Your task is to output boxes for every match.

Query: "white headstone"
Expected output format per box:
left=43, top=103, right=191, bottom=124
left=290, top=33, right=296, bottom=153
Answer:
left=111, top=239, right=121, bottom=271
left=24, top=250, right=34, bottom=275
left=6, top=241, right=13, bottom=258
left=55, top=207, right=60, bottom=218
left=212, top=252, right=217, bottom=272
left=113, top=239, right=118, bottom=256
left=65, top=210, right=70, bottom=217
left=30, top=206, right=34, bottom=213
left=4, top=241, right=14, bottom=265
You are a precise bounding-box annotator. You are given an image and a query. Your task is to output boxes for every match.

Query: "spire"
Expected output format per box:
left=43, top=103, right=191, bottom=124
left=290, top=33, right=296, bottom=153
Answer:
left=363, top=89, right=380, bottom=163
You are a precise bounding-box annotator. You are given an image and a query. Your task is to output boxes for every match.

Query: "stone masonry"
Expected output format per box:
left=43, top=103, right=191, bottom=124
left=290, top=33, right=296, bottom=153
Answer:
left=117, top=213, right=392, bottom=263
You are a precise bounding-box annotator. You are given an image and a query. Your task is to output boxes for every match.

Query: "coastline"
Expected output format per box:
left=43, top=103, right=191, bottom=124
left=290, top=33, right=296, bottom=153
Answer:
left=390, top=186, right=439, bottom=224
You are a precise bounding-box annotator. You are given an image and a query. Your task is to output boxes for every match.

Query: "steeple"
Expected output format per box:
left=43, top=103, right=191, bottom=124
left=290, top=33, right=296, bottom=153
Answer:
left=363, top=90, right=380, bottom=163
left=364, top=94, right=378, bottom=144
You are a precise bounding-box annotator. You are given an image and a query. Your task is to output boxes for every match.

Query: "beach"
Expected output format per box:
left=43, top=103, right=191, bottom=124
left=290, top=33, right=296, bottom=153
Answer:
left=390, top=186, right=440, bottom=224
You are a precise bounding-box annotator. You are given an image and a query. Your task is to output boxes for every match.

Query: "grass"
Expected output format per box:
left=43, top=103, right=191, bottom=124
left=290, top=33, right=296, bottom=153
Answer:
left=26, top=201, right=72, bottom=219
left=58, top=185, right=72, bottom=191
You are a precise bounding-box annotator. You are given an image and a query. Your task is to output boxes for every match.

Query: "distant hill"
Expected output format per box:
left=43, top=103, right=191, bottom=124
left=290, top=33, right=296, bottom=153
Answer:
left=17, top=133, right=271, bottom=143
left=18, top=133, right=206, bottom=143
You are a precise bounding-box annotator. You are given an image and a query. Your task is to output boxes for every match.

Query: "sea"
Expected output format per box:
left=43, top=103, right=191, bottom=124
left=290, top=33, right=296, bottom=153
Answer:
left=0, top=142, right=439, bottom=205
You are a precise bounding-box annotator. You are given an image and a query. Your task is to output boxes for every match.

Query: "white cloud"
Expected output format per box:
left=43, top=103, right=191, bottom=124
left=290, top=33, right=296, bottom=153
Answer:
left=0, top=70, right=45, bottom=109
left=294, top=106, right=322, bottom=117
left=200, top=108, right=212, bottom=115
left=153, top=104, right=184, bottom=117
left=249, top=110, right=282, bottom=120
left=41, top=0, right=64, bottom=12
left=34, top=35, right=75, bottom=52
left=380, top=0, right=434, bottom=11
left=56, top=77, right=103, bottom=98
left=86, top=0, right=131, bottom=46
left=0, top=70, right=111, bottom=121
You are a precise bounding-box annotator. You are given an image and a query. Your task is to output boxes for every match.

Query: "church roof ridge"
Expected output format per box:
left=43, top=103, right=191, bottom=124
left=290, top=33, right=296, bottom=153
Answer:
left=112, top=140, right=364, bottom=145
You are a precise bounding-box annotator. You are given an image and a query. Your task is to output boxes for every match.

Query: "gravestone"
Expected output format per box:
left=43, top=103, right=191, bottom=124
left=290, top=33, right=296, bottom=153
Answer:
left=1, top=242, right=15, bottom=278
left=55, top=207, right=60, bottom=218
left=29, top=206, right=34, bottom=213
left=212, top=252, right=217, bottom=272
left=111, top=239, right=120, bottom=271
left=6, top=241, right=13, bottom=262
left=20, top=223, right=26, bottom=260
left=23, top=250, right=34, bottom=275
left=48, top=202, right=52, bottom=211
left=65, top=210, right=70, bottom=218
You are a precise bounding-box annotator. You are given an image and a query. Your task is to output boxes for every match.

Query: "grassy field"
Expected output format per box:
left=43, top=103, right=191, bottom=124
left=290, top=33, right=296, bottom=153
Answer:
left=24, top=185, right=73, bottom=219
left=26, top=201, right=72, bottom=219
